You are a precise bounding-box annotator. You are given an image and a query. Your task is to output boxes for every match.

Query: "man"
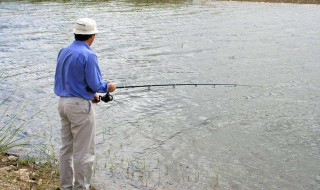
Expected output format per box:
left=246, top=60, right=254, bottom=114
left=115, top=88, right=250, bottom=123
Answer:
left=54, top=18, right=116, bottom=190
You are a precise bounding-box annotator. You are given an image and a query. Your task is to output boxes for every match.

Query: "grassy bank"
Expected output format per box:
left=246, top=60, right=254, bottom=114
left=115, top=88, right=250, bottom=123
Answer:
left=0, top=75, right=60, bottom=189
left=0, top=153, right=60, bottom=190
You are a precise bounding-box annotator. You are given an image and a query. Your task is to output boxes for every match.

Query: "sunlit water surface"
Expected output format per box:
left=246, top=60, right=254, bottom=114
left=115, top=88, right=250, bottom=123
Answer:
left=1, top=0, right=320, bottom=189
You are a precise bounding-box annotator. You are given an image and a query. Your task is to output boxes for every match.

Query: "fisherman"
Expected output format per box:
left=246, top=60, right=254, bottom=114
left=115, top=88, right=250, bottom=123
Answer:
left=54, top=18, right=116, bottom=190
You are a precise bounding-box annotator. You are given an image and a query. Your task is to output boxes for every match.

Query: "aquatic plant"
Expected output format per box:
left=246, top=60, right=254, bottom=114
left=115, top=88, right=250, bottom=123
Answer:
left=93, top=140, right=205, bottom=189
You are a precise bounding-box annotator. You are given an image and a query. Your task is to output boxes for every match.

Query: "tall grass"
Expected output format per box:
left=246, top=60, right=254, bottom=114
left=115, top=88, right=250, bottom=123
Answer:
left=0, top=74, right=44, bottom=155
left=0, top=75, right=57, bottom=166
left=0, top=90, right=30, bottom=153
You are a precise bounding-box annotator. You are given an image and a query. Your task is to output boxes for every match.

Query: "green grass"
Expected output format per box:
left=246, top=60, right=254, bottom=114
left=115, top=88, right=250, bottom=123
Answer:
left=0, top=93, right=57, bottom=164
left=0, top=73, right=61, bottom=189
left=0, top=90, right=29, bottom=153
left=0, top=74, right=48, bottom=158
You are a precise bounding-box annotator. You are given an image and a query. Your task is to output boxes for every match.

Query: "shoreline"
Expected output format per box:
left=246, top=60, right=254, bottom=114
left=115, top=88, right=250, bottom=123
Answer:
left=0, top=153, right=60, bottom=190
left=0, top=153, right=99, bottom=190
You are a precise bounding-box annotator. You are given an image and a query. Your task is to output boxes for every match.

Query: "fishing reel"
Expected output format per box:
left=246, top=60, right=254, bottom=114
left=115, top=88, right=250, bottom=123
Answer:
left=99, top=93, right=113, bottom=103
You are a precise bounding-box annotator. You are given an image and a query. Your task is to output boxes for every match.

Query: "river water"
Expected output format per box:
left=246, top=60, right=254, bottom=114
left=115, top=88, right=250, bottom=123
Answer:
left=1, top=0, right=320, bottom=189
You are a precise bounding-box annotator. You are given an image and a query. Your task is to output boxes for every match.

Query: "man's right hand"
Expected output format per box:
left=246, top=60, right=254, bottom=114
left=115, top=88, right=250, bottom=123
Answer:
left=92, top=93, right=100, bottom=103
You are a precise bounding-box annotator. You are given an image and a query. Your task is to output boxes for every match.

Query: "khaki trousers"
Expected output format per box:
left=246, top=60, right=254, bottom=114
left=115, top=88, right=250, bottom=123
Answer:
left=58, top=97, right=95, bottom=190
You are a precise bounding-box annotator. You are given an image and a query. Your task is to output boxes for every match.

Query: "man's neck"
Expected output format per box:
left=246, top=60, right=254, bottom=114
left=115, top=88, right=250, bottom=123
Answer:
left=85, top=35, right=94, bottom=46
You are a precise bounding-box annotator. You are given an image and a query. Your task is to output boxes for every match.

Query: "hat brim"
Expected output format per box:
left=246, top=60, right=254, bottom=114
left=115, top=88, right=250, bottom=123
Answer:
left=73, top=28, right=99, bottom=35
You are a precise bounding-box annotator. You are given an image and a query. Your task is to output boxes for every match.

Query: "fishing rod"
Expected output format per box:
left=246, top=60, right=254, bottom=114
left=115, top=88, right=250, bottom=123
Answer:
left=99, top=83, right=252, bottom=103
left=116, top=83, right=252, bottom=89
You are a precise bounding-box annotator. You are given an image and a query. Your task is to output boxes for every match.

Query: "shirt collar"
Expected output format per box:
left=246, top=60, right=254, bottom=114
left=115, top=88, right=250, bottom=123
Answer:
left=73, top=40, right=92, bottom=51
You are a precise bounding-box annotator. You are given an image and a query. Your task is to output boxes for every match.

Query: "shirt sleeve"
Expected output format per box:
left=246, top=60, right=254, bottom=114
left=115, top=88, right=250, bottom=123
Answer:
left=85, top=54, right=109, bottom=93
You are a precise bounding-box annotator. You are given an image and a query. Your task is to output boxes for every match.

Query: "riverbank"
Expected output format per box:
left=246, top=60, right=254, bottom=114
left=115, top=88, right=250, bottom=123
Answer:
left=0, top=153, right=60, bottom=189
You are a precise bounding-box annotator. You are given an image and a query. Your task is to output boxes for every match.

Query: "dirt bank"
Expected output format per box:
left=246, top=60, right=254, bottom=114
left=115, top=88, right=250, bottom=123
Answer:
left=0, top=153, right=60, bottom=190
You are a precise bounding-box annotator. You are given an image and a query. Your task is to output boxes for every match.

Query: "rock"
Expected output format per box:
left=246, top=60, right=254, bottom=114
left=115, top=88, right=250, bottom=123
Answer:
left=0, top=165, right=17, bottom=172
left=9, top=165, right=17, bottom=171
left=18, top=168, right=28, bottom=173
left=14, top=168, right=30, bottom=181
left=8, top=155, right=18, bottom=161
left=1, top=158, right=9, bottom=162
left=26, top=179, right=37, bottom=184
left=0, top=166, right=11, bottom=172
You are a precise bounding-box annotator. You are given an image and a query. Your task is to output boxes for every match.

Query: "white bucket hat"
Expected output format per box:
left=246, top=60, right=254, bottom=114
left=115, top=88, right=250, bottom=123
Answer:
left=73, top=18, right=98, bottom=35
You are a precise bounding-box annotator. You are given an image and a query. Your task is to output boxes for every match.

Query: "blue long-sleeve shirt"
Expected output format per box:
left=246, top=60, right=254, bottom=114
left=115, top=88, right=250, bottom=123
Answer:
left=54, top=40, right=108, bottom=100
